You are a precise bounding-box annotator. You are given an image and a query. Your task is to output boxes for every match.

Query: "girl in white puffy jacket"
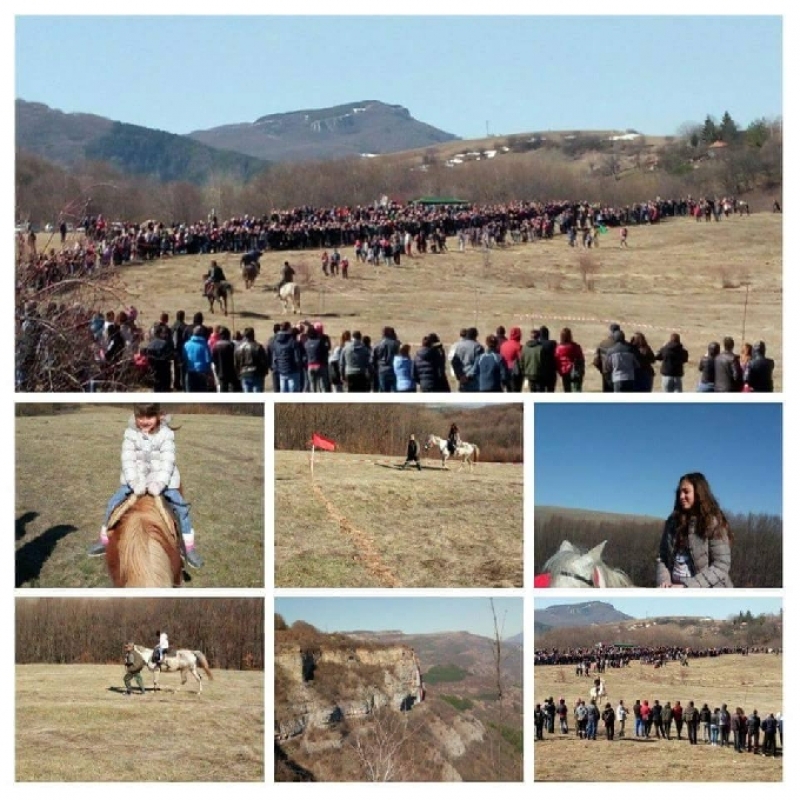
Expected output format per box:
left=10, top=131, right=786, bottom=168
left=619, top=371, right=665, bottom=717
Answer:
left=87, top=403, right=203, bottom=569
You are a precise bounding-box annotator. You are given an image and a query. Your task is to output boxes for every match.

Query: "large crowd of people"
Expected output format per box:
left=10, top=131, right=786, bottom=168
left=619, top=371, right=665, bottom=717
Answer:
left=15, top=189, right=776, bottom=392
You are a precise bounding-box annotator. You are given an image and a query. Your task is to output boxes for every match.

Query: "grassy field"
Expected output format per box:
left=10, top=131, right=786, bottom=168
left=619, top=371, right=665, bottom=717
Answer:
left=62, top=213, right=781, bottom=392
left=15, top=406, right=264, bottom=588
left=16, top=664, right=264, bottom=781
left=274, top=450, right=523, bottom=587
left=534, top=653, right=782, bottom=781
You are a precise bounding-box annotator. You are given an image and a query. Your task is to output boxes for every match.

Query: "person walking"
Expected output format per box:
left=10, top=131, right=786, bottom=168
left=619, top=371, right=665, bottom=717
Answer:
left=401, top=434, right=422, bottom=471
left=123, top=642, right=147, bottom=696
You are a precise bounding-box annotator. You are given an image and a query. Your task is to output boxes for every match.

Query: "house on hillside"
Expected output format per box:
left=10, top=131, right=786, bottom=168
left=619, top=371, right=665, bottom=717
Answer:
left=707, top=140, right=729, bottom=158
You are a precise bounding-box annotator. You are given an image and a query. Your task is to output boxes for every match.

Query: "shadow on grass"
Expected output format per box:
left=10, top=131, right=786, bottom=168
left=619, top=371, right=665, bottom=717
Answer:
left=15, top=520, right=78, bottom=588
left=375, top=462, right=439, bottom=471
left=107, top=686, right=148, bottom=696
left=16, top=511, right=38, bottom=542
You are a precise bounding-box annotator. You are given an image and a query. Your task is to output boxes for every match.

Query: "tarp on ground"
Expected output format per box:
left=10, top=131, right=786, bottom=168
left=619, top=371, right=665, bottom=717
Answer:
left=409, top=196, right=469, bottom=205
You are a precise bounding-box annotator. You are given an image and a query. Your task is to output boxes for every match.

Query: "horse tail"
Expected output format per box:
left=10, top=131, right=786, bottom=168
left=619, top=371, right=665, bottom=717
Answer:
left=473, top=445, right=479, bottom=464
left=195, top=651, right=214, bottom=680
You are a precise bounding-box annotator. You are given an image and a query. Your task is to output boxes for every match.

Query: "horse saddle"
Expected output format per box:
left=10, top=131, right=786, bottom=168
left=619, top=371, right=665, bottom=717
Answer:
left=107, top=493, right=179, bottom=541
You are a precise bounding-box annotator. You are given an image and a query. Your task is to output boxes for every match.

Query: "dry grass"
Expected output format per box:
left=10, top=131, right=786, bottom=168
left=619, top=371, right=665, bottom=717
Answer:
left=534, top=653, right=782, bottom=781
left=66, top=213, right=781, bottom=391
left=274, top=450, right=523, bottom=587
left=15, top=406, right=264, bottom=588
left=16, top=664, right=264, bottom=781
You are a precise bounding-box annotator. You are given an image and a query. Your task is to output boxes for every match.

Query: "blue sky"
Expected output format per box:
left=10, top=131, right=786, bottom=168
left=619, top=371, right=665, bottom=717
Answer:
left=14, top=14, right=782, bottom=139
left=534, top=402, right=782, bottom=517
left=534, top=597, right=783, bottom=620
left=274, top=597, right=523, bottom=639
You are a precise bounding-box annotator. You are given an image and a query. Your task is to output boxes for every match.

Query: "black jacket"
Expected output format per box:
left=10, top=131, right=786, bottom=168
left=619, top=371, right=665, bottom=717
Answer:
left=656, top=341, right=689, bottom=377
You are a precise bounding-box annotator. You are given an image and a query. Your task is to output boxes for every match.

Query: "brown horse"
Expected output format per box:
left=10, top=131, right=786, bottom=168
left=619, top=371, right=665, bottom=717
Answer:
left=204, top=280, right=234, bottom=315
left=105, top=494, right=183, bottom=587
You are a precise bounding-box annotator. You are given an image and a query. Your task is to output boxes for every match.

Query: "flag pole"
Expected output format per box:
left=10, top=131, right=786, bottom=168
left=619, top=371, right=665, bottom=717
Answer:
left=310, top=443, right=315, bottom=479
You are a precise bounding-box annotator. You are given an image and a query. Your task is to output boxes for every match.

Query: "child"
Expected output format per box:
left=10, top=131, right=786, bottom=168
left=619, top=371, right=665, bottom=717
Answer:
left=153, top=630, right=169, bottom=666
left=87, top=403, right=204, bottom=569
left=447, top=423, right=461, bottom=455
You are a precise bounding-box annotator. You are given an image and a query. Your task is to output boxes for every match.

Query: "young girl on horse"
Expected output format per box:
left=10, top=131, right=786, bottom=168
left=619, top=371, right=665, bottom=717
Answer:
left=87, top=403, right=204, bottom=569
left=447, top=423, right=461, bottom=455
left=153, top=630, right=169, bottom=666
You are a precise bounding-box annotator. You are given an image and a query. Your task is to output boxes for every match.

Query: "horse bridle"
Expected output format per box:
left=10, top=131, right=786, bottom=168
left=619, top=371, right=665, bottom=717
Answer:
left=555, top=570, right=595, bottom=587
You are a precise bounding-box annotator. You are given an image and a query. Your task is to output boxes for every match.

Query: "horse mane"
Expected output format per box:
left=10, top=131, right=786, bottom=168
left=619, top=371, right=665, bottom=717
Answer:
left=106, top=495, right=182, bottom=588
left=541, top=540, right=634, bottom=588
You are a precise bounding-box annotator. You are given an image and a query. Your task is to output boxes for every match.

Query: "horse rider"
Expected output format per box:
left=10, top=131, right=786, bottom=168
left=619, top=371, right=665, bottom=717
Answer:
left=153, top=630, right=169, bottom=667
left=447, top=423, right=461, bottom=455
left=204, top=260, right=227, bottom=296
left=123, top=643, right=146, bottom=695
left=278, top=260, right=295, bottom=291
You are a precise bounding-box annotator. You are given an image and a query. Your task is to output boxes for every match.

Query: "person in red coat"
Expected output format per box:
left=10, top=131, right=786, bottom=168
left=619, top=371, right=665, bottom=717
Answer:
left=555, top=327, right=585, bottom=392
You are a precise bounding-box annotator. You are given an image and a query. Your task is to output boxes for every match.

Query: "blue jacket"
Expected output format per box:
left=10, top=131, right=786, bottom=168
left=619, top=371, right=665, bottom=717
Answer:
left=393, top=355, right=415, bottom=391
left=183, top=335, right=212, bottom=373
left=271, top=331, right=304, bottom=376
left=475, top=350, right=509, bottom=392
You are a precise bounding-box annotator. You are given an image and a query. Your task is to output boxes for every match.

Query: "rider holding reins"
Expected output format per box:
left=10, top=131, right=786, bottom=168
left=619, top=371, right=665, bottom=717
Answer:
left=447, top=423, right=461, bottom=455
left=204, top=260, right=227, bottom=295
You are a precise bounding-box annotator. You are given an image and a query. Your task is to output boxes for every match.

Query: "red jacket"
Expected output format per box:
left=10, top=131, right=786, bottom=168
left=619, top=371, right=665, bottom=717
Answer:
left=555, top=342, right=585, bottom=376
left=499, top=327, right=522, bottom=370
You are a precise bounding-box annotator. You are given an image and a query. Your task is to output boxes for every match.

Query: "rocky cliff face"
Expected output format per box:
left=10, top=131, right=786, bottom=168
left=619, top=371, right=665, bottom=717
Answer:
left=275, top=642, right=424, bottom=740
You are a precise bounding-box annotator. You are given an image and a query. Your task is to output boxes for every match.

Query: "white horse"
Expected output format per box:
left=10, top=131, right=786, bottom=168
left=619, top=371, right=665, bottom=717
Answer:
left=589, top=678, right=607, bottom=704
left=537, top=540, right=634, bottom=588
left=130, top=643, right=213, bottom=694
left=424, top=434, right=480, bottom=472
left=277, top=282, right=300, bottom=314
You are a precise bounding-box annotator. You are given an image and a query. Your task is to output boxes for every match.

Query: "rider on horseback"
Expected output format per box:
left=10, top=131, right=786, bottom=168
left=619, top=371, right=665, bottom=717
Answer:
left=204, top=260, right=227, bottom=296
left=278, top=260, right=295, bottom=291
left=447, top=423, right=461, bottom=455
left=153, top=630, right=169, bottom=667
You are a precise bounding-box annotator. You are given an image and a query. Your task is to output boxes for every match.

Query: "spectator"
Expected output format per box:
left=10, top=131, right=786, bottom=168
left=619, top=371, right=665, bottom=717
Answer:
left=340, top=330, right=372, bottom=392
left=304, top=323, right=331, bottom=393
left=603, top=329, right=639, bottom=392
left=170, top=309, right=188, bottom=392
left=271, top=322, right=304, bottom=393
left=714, top=337, right=743, bottom=392
left=235, top=327, right=269, bottom=392
left=745, top=341, right=774, bottom=392
left=329, top=330, right=349, bottom=393
left=450, top=327, right=484, bottom=392
left=538, top=326, right=558, bottom=392
left=144, top=323, right=174, bottom=392
left=520, top=328, right=545, bottom=391
left=182, top=325, right=213, bottom=392
left=630, top=331, right=656, bottom=392
left=656, top=332, right=689, bottom=392
left=593, top=323, right=621, bottom=392
left=475, top=334, right=509, bottom=392
left=499, top=326, right=523, bottom=391
left=393, top=343, right=416, bottom=393
left=555, top=327, right=585, bottom=393
left=373, top=326, right=400, bottom=392
left=211, top=326, right=240, bottom=392
left=697, top=342, right=719, bottom=392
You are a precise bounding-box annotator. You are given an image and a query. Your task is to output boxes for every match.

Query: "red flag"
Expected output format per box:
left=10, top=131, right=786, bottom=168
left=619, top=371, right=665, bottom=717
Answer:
left=311, top=432, right=336, bottom=452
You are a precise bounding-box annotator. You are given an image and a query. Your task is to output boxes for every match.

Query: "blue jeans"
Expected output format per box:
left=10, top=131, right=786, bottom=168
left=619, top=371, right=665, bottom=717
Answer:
left=586, top=719, right=597, bottom=739
left=662, top=376, right=683, bottom=392
left=241, top=375, right=264, bottom=392
left=697, top=381, right=715, bottom=392
left=105, top=486, right=191, bottom=534
left=378, top=371, right=396, bottom=392
left=279, top=372, right=302, bottom=393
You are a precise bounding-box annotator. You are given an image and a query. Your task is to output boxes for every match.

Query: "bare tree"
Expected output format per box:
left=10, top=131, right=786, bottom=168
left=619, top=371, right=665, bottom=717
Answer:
left=350, top=707, right=420, bottom=782
left=490, top=598, right=505, bottom=700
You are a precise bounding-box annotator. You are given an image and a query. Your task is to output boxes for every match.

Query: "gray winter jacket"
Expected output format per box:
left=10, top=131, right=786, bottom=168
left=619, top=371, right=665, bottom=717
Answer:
left=656, top=515, right=733, bottom=588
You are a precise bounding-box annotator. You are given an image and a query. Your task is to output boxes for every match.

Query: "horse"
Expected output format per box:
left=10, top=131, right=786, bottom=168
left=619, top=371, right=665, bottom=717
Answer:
left=535, top=540, right=634, bottom=588
left=105, top=494, right=182, bottom=588
left=240, top=250, right=261, bottom=288
left=277, top=282, right=301, bottom=314
left=589, top=678, right=607, bottom=704
left=424, top=434, right=480, bottom=472
left=204, top=280, right=234, bottom=315
left=242, top=259, right=261, bottom=289
left=129, top=643, right=213, bottom=694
